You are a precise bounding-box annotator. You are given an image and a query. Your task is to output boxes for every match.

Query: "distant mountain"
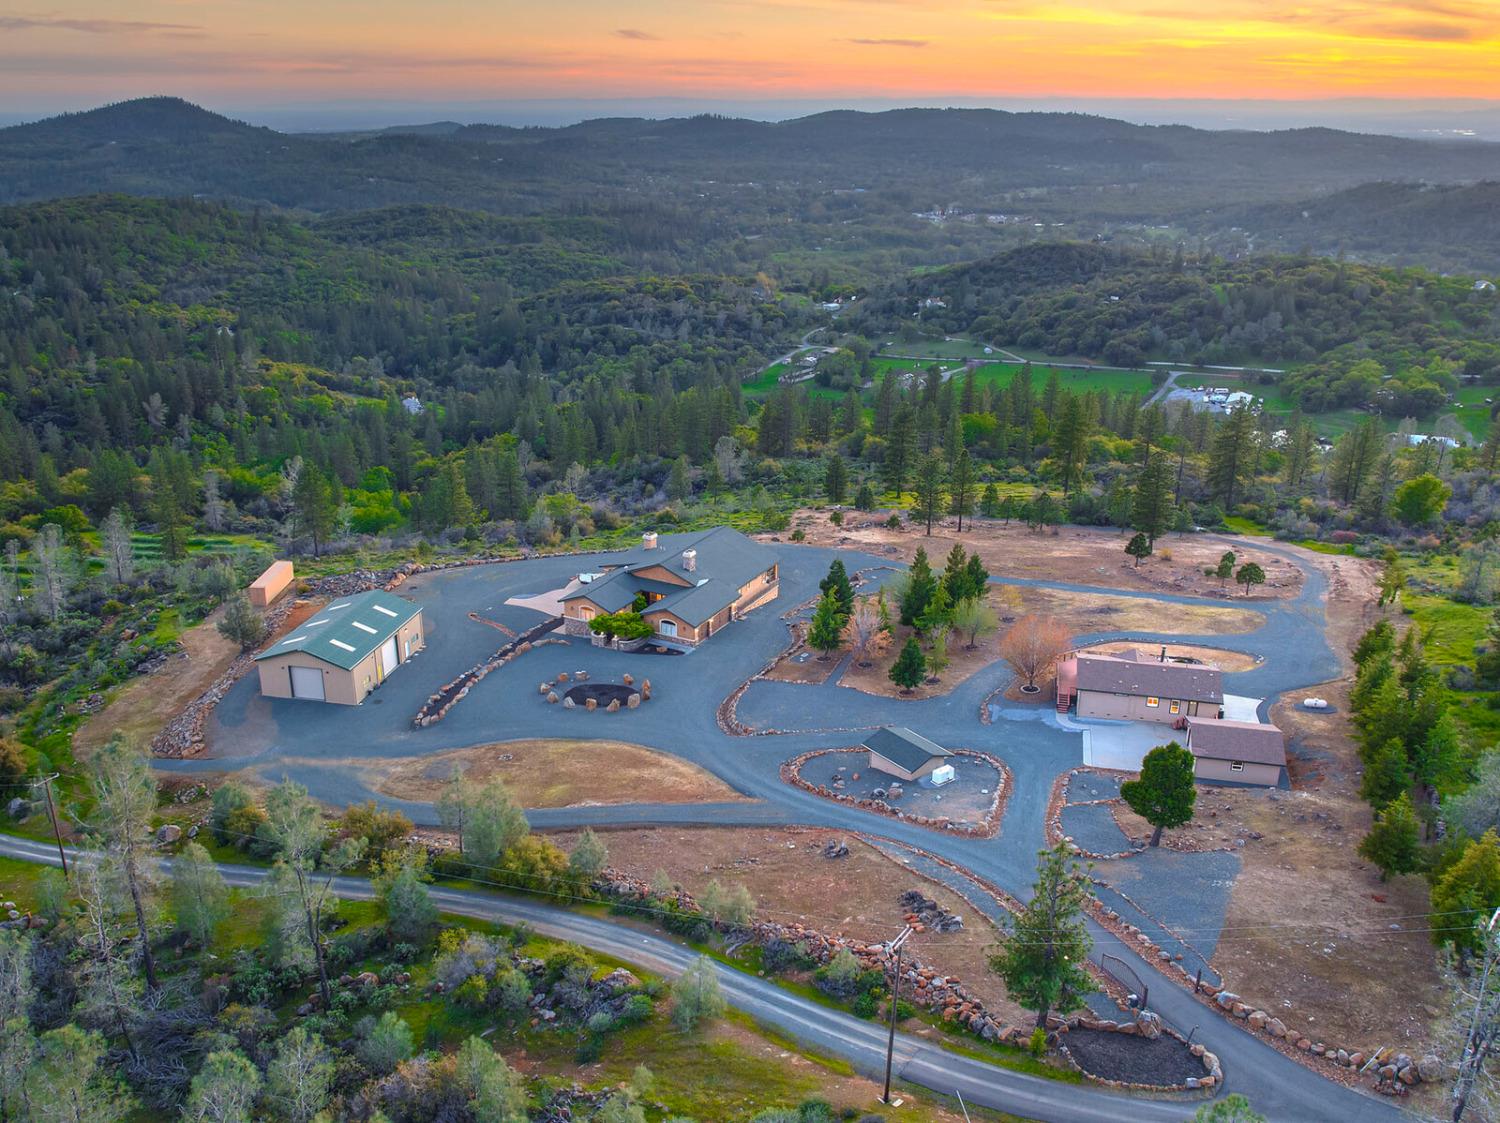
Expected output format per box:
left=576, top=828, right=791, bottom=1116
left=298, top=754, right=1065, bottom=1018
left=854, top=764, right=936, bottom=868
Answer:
left=6, top=98, right=1500, bottom=272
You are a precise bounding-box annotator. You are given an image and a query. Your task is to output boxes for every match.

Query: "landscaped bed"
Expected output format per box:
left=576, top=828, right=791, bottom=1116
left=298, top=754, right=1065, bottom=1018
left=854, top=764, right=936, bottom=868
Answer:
left=1060, top=1027, right=1204, bottom=1086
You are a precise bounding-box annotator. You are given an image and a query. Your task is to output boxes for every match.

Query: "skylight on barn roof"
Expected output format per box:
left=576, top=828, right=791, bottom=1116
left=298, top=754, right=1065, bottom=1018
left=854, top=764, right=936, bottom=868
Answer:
left=306, top=619, right=329, bottom=627
left=371, top=604, right=399, bottom=617
left=328, top=602, right=351, bottom=611
left=280, top=634, right=307, bottom=646
left=328, top=639, right=356, bottom=652
left=351, top=621, right=378, bottom=634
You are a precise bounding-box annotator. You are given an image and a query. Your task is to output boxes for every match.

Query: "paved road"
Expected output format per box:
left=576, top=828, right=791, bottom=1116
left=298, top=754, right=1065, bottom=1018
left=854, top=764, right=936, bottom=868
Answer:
left=0, top=834, right=1416, bottom=1123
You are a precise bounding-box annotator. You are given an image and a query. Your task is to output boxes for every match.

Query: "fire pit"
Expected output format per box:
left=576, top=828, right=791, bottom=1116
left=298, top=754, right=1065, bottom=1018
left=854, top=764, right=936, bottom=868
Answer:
left=563, top=683, right=637, bottom=708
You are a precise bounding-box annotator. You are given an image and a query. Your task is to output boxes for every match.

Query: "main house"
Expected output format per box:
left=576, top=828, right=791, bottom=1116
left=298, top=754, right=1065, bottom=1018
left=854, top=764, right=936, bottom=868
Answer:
left=254, top=589, right=424, bottom=704
left=560, top=526, right=779, bottom=646
left=1066, top=651, right=1224, bottom=724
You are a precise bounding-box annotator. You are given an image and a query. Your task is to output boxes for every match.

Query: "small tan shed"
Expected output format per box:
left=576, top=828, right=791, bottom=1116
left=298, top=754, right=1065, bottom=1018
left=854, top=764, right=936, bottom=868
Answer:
left=248, top=560, right=295, bottom=608
left=1185, top=717, right=1286, bottom=787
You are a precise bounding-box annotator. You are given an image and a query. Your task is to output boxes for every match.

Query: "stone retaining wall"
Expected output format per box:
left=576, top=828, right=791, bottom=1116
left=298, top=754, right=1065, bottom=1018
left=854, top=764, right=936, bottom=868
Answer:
left=413, top=618, right=564, bottom=727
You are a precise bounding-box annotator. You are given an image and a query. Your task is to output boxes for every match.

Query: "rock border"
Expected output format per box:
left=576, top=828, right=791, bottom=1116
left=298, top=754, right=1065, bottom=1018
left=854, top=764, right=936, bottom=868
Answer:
left=781, top=747, right=1013, bottom=839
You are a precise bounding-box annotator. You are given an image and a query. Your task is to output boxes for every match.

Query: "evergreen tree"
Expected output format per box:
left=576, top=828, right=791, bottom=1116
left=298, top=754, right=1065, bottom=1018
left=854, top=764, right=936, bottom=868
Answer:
left=171, top=841, right=230, bottom=946
left=855, top=481, right=877, bottom=511
left=807, top=589, right=847, bottom=659
left=1207, top=404, right=1257, bottom=510
left=883, top=406, right=916, bottom=496
left=889, top=638, right=927, bottom=693
left=941, top=542, right=971, bottom=603
left=914, top=451, right=946, bottom=534
left=1360, top=738, right=1411, bottom=809
left=292, top=461, right=337, bottom=557
left=1051, top=395, right=1091, bottom=496
left=1214, top=551, right=1236, bottom=591
left=824, top=454, right=848, bottom=505
left=1125, top=532, right=1152, bottom=567
left=949, top=449, right=975, bottom=531
left=819, top=559, right=855, bottom=616
left=1131, top=455, right=1173, bottom=546
left=1358, top=793, right=1421, bottom=882
left=1236, top=562, right=1266, bottom=596
left=1120, top=743, right=1196, bottom=847
left=1432, top=830, right=1500, bottom=958
left=989, top=843, right=1095, bottom=1029
left=900, top=547, right=938, bottom=626
left=980, top=482, right=1001, bottom=518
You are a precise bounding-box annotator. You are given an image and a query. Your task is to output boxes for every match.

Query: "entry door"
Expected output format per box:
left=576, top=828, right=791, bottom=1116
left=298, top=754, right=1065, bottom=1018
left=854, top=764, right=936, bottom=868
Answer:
left=289, top=666, right=325, bottom=701
left=378, top=636, right=399, bottom=681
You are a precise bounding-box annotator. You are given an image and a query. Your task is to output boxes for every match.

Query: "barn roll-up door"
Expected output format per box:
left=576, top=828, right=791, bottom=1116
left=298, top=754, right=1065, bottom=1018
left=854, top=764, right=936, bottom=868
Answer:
left=289, top=665, right=325, bottom=701
left=378, top=636, right=399, bottom=680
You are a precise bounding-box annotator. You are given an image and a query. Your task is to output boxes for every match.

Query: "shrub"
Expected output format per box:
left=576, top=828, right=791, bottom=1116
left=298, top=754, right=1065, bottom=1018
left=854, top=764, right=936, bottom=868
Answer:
left=339, top=801, right=413, bottom=855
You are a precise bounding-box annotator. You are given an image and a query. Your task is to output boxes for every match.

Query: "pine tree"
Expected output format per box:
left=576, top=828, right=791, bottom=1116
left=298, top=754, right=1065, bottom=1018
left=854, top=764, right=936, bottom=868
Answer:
left=1207, top=404, right=1257, bottom=510
left=820, top=559, right=855, bottom=616
left=1131, top=455, right=1174, bottom=546
left=1432, top=830, right=1500, bottom=957
left=989, top=843, right=1095, bottom=1028
left=824, top=454, right=848, bottom=505
left=948, top=449, right=975, bottom=531
left=914, top=451, right=946, bottom=534
left=1359, top=738, right=1411, bottom=809
left=1358, top=792, right=1421, bottom=882
left=900, top=547, right=938, bottom=626
left=1214, top=550, right=1236, bottom=591
left=1052, top=394, right=1091, bottom=496
left=807, top=589, right=847, bottom=660
left=293, top=462, right=337, bottom=558
left=1120, top=743, right=1196, bottom=847
left=1236, top=562, right=1266, bottom=596
left=855, top=482, right=877, bottom=511
left=941, top=542, right=970, bottom=603
left=883, top=405, right=916, bottom=497
left=1125, top=532, right=1152, bottom=567
left=889, top=638, right=927, bottom=693
left=980, top=482, right=1001, bottom=518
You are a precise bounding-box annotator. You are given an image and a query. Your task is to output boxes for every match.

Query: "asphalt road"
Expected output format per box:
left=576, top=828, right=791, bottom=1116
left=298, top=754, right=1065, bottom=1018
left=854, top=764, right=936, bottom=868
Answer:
left=0, top=834, right=1422, bottom=1123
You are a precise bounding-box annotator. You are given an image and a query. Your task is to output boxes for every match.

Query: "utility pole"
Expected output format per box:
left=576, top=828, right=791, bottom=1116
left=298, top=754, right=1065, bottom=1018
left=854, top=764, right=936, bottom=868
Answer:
left=882, top=924, right=914, bottom=1106
left=31, top=772, right=66, bottom=876
left=1453, top=907, right=1500, bottom=1122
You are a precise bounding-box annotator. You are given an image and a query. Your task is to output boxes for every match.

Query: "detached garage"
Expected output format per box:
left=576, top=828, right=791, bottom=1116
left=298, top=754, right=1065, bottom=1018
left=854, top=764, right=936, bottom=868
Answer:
left=254, top=590, right=424, bottom=705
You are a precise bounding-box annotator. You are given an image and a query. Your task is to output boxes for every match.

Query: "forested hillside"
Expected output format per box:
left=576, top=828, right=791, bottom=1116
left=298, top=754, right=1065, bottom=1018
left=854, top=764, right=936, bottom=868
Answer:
left=856, top=242, right=1500, bottom=413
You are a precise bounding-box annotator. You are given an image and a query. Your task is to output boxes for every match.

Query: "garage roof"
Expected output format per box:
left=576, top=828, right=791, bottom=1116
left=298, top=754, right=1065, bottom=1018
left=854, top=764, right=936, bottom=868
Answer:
left=861, top=727, right=952, bottom=773
left=254, top=589, right=420, bottom=671
left=1186, top=718, right=1287, bottom=767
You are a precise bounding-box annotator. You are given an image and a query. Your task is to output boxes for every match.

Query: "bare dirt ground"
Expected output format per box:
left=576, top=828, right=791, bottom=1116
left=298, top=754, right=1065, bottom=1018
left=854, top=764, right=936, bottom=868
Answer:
left=363, top=739, right=745, bottom=808
left=836, top=586, right=1257, bottom=703
left=784, top=512, right=1302, bottom=600
left=547, top=825, right=1028, bottom=1023
left=1203, top=554, right=1447, bottom=1084
left=760, top=622, right=841, bottom=685
left=77, top=604, right=246, bottom=754
left=1079, top=641, right=1262, bottom=674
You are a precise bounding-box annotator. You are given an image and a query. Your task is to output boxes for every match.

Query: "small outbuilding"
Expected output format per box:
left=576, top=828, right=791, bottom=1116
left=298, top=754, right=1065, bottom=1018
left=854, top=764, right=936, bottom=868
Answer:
left=248, top=560, right=295, bottom=608
left=1185, top=717, right=1287, bottom=787
left=254, top=589, right=423, bottom=705
left=863, top=727, right=954, bottom=783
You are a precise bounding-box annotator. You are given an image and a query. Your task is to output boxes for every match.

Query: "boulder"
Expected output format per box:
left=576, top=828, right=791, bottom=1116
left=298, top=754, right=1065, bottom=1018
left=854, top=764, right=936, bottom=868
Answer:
left=1134, top=1011, right=1162, bottom=1040
left=1398, top=1066, right=1419, bottom=1086
left=1214, top=991, right=1240, bottom=1010
left=1418, top=1054, right=1443, bottom=1082
left=623, top=674, right=634, bottom=686
left=1349, top=1052, right=1366, bottom=1069
left=5, top=798, right=27, bottom=820
left=1296, top=1038, right=1313, bottom=1052
left=155, top=824, right=182, bottom=844
left=561, top=696, right=573, bottom=708
left=585, top=698, right=597, bottom=711
left=557, top=672, right=570, bottom=683
left=627, top=693, right=641, bottom=709
left=547, top=692, right=559, bottom=704
left=1248, top=1010, right=1268, bottom=1031
left=1266, top=1018, right=1288, bottom=1038
left=606, top=699, right=620, bottom=713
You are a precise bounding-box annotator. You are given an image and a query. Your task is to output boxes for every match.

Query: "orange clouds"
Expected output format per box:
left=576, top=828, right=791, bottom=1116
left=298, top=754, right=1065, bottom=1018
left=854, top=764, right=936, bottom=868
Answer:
left=0, top=0, right=1495, bottom=103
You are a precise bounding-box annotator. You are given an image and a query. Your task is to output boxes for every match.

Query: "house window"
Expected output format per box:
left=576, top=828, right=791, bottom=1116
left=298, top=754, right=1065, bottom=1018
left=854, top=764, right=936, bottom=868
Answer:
left=658, top=620, right=677, bottom=638
left=1169, top=700, right=1180, bottom=714
left=578, top=607, right=594, bottom=621
left=645, top=591, right=665, bottom=604
left=1230, top=761, right=1245, bottom=772
left=1146, top=696, right=1159, bottom=708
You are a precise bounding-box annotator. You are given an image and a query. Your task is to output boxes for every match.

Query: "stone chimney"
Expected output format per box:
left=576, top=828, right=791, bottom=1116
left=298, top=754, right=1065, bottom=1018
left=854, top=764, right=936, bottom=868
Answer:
left=682, top=549, right=697, bottom=573
left=642, top=531, right=658, bottom=550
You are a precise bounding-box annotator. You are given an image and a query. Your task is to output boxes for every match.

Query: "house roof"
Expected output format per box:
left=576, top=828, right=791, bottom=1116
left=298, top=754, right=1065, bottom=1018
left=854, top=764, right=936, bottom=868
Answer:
left=562, top=527, right=777, bottom=625
left=646, top=578, right=743, bottom=627
left=254, top=589, right=420, bottom=671
left=861, top=727, right=952, bottom=772
left=1074, top=654, right=1223, bottom=704
left=1186, top=718, right=1286, bottom=767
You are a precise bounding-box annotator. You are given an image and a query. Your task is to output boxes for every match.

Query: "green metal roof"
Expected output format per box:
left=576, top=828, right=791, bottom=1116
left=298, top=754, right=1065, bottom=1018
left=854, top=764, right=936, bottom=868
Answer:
left=254, top=589, right=421, bottom=671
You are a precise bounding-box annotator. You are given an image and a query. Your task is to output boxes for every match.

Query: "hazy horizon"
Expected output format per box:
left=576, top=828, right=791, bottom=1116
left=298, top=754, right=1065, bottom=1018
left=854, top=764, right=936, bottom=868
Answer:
left=6, top=94, right=1500, bottom=141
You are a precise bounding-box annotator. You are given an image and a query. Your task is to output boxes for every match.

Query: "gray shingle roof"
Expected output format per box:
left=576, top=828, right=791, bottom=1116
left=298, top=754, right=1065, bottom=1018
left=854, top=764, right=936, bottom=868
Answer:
left=254, top=590, right=420, bottom=671
left=1186, top=718, right=1286, bottom=767
left=648, top=578, right=740, bottom=627
left=861, top=727, right=952, bottom=772
left=1074, top=654, right=1223, bottom=704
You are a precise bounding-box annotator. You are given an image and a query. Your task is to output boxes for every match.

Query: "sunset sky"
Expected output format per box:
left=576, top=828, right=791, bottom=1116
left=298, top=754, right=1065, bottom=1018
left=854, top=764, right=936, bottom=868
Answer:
left=2, top=1, right=1498, bottom=112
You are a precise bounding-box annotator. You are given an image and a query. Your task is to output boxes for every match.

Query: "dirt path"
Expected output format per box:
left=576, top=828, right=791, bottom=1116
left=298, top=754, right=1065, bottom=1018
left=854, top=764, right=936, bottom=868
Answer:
left=362, top=738, right=747, bottom=808
left=76, top=607, right=242, bottom=755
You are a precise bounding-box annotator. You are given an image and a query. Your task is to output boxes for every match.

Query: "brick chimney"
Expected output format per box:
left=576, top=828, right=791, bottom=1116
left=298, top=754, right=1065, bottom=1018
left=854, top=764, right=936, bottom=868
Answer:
left=683, top=549, right=697, bottom=573
left=642, top=531, right=658, bottom=550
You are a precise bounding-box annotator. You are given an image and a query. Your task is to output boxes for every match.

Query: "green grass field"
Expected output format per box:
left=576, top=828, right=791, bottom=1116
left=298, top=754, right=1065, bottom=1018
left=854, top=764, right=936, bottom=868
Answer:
left=1406, top=593, right=1488, bottom=668
left=968, top=362, right=1156, bottom=397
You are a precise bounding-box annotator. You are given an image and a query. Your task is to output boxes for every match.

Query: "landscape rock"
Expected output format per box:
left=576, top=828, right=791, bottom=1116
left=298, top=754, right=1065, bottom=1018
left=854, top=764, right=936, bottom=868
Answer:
left=155, top=824, right=182, bottom=844
left=1418, top=1054, right=1443, bottom=1082
left=1266, top=1018, right=1288, bottom=1038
